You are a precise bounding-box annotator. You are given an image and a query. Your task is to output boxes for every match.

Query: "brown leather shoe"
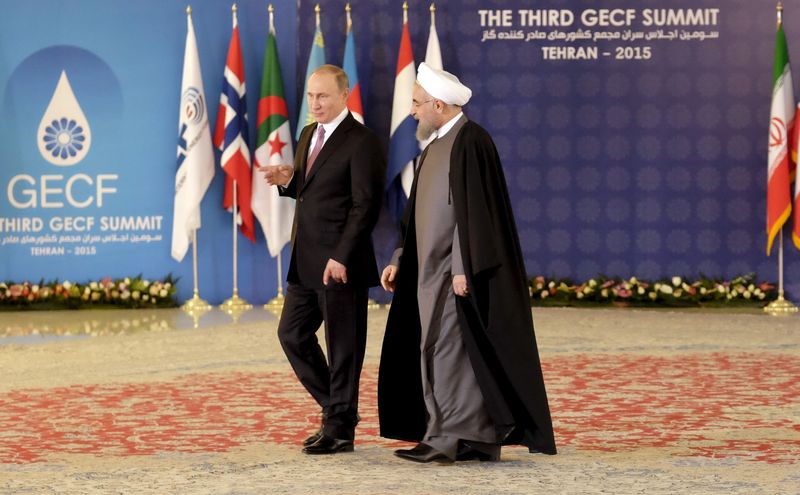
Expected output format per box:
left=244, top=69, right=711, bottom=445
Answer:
left=394, top=443, right=454, bottom=464
left=302, top=435, right=354, bottom=455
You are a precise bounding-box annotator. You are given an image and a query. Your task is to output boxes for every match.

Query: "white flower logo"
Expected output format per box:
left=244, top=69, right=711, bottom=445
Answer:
left=42, top=117, right=86, bottom=160
left=37, top=71, right=92, bottom=166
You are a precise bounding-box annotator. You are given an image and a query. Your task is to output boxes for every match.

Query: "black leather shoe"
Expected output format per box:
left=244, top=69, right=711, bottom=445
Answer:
left=456, top=445, right=500, bottom=462
left=302, top=435, right=354, bottom=455
left=303, top=430, right=322, bottom=447
left=394, top=443, right=454, bottom=464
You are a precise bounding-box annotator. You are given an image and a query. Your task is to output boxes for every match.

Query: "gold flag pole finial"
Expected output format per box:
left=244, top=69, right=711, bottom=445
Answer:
left=268, top=3, right=274, bottom=32
left=232, top=3, right=237, bottom=13
left=430, top=2, right=435, bottom=25
left=403, top=1, right=408, bottom=24
left=346, top=3, right=352, bottom=32
left=778, top=1, right=783, bottom=26
left=315, top=3, right=321, bottom=28
left=186, top=5, right=192, bottom=16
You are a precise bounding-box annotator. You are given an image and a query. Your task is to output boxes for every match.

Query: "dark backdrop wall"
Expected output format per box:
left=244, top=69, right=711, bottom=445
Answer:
left=299, top=0, right=800, bottom=301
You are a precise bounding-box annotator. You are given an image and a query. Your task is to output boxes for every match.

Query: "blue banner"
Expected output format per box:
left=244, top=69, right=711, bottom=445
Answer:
left=0, top=0, right=297, bottom=304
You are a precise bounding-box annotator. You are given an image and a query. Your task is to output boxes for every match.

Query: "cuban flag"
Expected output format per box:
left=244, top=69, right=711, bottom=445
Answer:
left=213, top=9, right=255, bottom=242
left=386, top=13, right=419, bottom=222
left=343, top=11, right=364, bottom=124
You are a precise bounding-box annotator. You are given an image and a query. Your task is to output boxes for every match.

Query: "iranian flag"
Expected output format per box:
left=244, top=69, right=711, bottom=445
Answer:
left=767, top=21, right=794, bottom=255
left=251, top=20, right=295, bottom=258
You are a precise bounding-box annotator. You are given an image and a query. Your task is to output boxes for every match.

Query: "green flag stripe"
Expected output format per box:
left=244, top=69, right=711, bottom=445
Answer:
left=773, top=25, right=790, bottom=88
left=257, top=115, right=288, bottom=143
left=257, top=31, right=288, bottom=146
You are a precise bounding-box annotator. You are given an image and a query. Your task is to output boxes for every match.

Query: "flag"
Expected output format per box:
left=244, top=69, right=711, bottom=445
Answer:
left=252, top=15, right=295, bottom=258
left=213, top=10, right=255, bottom=242
left=793, top=94, right=800, bottom=250
left=767, top=21, right=794, bottom=255
left=409, top=4, right=443, bottom=190
left=795, top=131, right=800, bottom=248
left=386, top=13, right=419, bottom=221
left=424, top=5, right=443, bottom=70
left=343, top=10, right=364, bottom=124
left=171, top=12, right=215, bottom=262
left=296, top=17, right=326, bottom=140
left=792, top=167, right=800, bottom=249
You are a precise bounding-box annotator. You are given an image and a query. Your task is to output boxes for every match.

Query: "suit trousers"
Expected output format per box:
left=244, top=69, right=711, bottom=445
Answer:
left=277, top=282, right=368, bottom=441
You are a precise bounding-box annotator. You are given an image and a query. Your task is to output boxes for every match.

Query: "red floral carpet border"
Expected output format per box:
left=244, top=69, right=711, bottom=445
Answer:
left=1, top=352, right=797, bottom=465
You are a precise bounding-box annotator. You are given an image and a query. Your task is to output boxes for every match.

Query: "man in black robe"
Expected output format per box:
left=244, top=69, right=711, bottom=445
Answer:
left=378, top=63, right=556, bottom=463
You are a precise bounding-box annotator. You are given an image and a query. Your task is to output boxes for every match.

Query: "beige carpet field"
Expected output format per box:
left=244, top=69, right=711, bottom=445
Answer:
left=0, top=307, right=798, bottom=494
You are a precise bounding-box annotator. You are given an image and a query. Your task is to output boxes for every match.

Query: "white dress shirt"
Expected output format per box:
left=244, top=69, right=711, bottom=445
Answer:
left=435, top=112, right=464, bottom=139
left=308, top=107, right=350, bottom=153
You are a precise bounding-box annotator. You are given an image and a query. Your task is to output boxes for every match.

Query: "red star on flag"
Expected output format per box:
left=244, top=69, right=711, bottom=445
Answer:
left=268, top=134, right=286, bottom=157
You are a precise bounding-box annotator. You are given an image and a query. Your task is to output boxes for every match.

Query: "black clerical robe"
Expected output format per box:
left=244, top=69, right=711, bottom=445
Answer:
left=378, top=120, right=557, bottom=455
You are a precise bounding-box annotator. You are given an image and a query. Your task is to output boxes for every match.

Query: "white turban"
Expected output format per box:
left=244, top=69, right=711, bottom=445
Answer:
left=416, top=62, right=472, bottom=106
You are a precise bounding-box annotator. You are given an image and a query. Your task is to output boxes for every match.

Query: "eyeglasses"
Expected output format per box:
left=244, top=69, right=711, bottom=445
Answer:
left=412, top=99, right=433, bottom=108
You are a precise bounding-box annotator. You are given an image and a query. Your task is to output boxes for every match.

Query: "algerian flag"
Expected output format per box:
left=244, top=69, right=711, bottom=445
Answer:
left=251, top=21, right=295, bottom=258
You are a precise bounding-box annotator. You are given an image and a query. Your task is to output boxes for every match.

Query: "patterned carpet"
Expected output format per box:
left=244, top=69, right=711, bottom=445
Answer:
left=0, top=307, right=798, bottom=494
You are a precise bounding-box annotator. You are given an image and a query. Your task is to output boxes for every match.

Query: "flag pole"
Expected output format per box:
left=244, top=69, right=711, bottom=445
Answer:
left=345, top=2, right=376, bottom=309
left=220, top=3, right=252, bottom=317
left=264, top=254, right=286, bottom=314
left=220, top=179, right=252, bottom=314
left=765, top=232, right=798, bottom=315
left=263, top=3, right=286, bottom=315
left=181, top=229, right=212, bottom=314
left=764, top=1, right=798, bottom=316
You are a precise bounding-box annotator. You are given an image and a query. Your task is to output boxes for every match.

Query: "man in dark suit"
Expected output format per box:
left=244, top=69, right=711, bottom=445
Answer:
left=261, top=64, right=385, bottom=455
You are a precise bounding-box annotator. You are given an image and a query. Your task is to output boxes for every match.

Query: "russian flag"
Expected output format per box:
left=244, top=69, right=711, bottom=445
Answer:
left=343, top=16, right=364, bottom=124
left=386, top=16, right=419, bottom=222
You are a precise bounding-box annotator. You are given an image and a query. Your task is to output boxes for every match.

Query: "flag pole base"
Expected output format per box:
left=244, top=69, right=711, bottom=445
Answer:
left=181, top=293, right=212, bottom=314
left=264, top=290, right=285, bottom=316
left=181, top=293, right=212, bottom=328
left=220, top=291, right=252, bottom=315
left=763, top=292, right=799, bottom=316
left=368, top=298, right=381, bottom=310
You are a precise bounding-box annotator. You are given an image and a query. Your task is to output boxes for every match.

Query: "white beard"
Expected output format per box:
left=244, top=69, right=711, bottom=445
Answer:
left=416, top=121, right=436, bottom=141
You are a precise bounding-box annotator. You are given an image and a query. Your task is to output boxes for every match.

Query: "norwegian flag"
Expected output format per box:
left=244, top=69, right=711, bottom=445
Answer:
left=213, top=10, right=255, bottom=242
